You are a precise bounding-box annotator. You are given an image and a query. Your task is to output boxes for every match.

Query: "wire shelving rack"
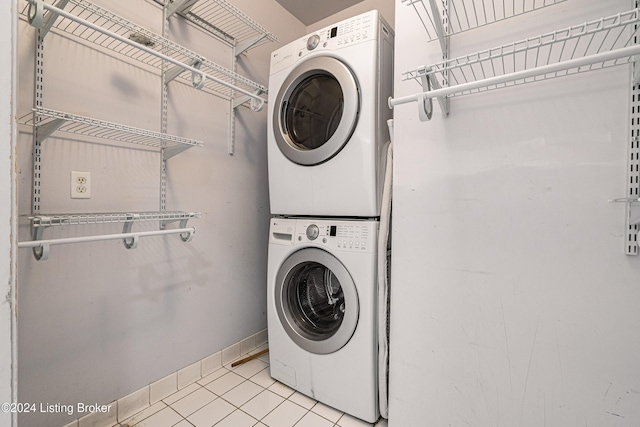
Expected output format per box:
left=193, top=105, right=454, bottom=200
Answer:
left=390, top=7, right=640, bottom=120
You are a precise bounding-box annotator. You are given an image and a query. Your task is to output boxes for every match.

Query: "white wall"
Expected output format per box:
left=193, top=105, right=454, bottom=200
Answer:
left=389, top=0, right=640, bottom=426
left=307, top=0, right=394, bottom=32
left=1, top=1, right=18, bottom=426
left=15, top=1, right=304, bottom=425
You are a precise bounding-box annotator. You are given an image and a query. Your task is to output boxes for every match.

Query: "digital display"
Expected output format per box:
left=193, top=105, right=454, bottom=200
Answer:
left=330, top=226, right=337, bottom=236
left=330, top=27, right=338, bottom=38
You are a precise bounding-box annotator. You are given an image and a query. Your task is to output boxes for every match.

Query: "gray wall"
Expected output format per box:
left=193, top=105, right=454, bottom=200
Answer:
left=16, top=1, right=305, bottom=426
left=389, top=0, right=640, bottom=425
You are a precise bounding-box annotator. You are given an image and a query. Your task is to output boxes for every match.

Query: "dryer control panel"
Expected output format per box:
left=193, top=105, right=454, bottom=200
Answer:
left=270, top=10, right=389, bottom=74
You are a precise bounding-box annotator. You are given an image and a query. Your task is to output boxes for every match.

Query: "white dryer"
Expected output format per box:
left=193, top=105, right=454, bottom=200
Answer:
left=267, top=217, right=380, bottom=422
left=267, top=11, right=394, bottom=217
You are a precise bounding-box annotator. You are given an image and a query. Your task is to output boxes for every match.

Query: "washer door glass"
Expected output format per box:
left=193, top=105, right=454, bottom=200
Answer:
left=275, top=248, right=359, bottom=354
left=274, top=56, right=359, bottom=166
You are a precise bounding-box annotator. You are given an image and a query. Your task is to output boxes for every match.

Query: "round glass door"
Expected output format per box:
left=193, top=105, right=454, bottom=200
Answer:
left=275, top=248, right=359, bottom=354
left=273, top=56, right=359, bottom=166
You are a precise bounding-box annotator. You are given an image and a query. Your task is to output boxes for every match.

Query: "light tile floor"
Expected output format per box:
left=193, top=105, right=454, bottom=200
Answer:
left=115, top=345, right=387, bottom=427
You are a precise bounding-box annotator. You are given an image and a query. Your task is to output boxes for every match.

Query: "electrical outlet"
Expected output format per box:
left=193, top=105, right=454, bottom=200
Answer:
left=71, top=171, right=91, bottom=199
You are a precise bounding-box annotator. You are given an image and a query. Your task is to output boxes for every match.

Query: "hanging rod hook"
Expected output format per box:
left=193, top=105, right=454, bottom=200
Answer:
left=123, top=235, right=139, bottom=249
left=180, top=227, right=195, bottom=242
left=191, top=60, right=206, bottom=89
left=33, top=243, right=49, bottom=261
left=27, top=0, right=44, bottom=28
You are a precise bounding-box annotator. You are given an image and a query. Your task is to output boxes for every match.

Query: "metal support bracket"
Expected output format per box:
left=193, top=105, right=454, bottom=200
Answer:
left=30, top=217, right=50, bottom=261
left=165, top=58, right=202, bottom=84
left=191, top=60, right=206, bottom=89
left=427, top=0, right=448, bottom=57
left=426, top=73, right=450, bottom=117
left=417, top=74, right=433, bottom=121
left=160, top=215, right=195, bottom=241
left=178, top=218, right=194, bottom=242
left=27, top=0, right=70, bottom=39
left=634, top=56, right=640, bottom=85
left=234, top=33, right=268, bottom=57
left=166, top=0, right=200, bottom=18
left=122, top=213, right=139, bottom=249
left=232, top=89, right=265, bottom=112
left=35, top=117, right=65, bottom=141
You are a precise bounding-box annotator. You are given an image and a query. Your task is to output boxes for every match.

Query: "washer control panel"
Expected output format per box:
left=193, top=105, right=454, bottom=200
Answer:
left=294, top=219, right=378, bottom=253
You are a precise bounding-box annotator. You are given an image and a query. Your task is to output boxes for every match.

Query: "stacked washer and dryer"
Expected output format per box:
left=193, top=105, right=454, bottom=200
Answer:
left=266, top=10, right=394, bottom=424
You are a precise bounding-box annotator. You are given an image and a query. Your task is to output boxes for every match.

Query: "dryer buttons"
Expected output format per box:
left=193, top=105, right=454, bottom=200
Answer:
left=306, top=224, right=319, bottom=240
left=306, top=35, right=320, bottom=50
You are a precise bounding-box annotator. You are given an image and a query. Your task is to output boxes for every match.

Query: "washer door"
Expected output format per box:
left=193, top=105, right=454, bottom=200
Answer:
left=273, top=56, right=359, bottom=166
left=275, top=248, right=359, bottom=354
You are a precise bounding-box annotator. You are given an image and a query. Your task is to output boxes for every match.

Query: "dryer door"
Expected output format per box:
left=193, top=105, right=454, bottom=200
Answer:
left=273, top=56, right=359, bottom=166
left=275, top=248, right=359, bottom=354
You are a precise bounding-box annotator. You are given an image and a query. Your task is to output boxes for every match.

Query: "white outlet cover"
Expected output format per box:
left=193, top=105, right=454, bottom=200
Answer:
left=71, top=171, right=91, bottom=199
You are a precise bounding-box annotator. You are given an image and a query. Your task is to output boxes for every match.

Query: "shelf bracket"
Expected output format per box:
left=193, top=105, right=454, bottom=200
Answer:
left=634, top=56, right=640, bottom=85
left=234, top=33, right=268, bottom=57
left=232, top=88, right=265, bottom=112
left=166, top=0, right=200, bottom=18
left=27, top=0, right=70, bottom=39
left=417, top=73, right=433, bottom=121
left=165, top=57, right=202, bottom=84
left=427, top=0, right=448, bottom=58
left=424, top=72, right=449, bottom=117
left=35, top=117, right=65, bottom=142
left=158, top=215, right=195, bottom=242
left=30, top=217, right=50, bottom=261
left=178, top=218, right=194, bottom=242
left=122, top=213, right=140, bottom=249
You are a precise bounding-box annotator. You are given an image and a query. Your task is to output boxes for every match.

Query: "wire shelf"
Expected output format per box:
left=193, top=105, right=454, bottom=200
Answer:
left=397, top=8, right=640, bottom=101
left=19, top=107, right=203, bottom=158
left=403, top=0, right=567, bottom=42
left=21, top=0, right=267, bottom=102
left=30, top=211, right=201, bottom=227
left=166, top=0, right=278, bottom=51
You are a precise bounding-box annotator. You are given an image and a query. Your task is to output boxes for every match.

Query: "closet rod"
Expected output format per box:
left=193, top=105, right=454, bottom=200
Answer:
left=389, top=43, right=640, bottom=109
left=26, top=0, right=266, bottom=105
left=18, top=227, right=195, bottom=261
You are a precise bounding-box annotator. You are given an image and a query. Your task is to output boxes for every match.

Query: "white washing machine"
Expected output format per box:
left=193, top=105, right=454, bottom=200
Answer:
left=267, top=10, right=394, bottom=217
left=267, top=217, right=380, bottom=422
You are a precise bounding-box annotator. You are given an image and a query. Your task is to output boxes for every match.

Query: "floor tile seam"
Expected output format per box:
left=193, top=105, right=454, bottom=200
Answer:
left=162, top=383, right=206, bottom=406
left=308, top=403, right=347, bottom=425
left=209, top=406, right=260, bottom=427
left=246, top=376, right=272, bottom=390
left=172, top=392, right=221, bottom=419
left=202, top=376, right=251, bottom=398
left=170, top=417, right=194, bottom=427
left=214, top=391, right=260, bottom=411
left=257, top=397, right=310, bottom=425
left=289, top=410, right=330, bottom=427
left=149, top=406, right=184, bottom=427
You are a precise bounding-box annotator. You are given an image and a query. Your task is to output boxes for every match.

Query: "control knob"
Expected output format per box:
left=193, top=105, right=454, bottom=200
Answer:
left=306, top=34, right=320, bottom=50
left=306, top=224, right=319, bottom=240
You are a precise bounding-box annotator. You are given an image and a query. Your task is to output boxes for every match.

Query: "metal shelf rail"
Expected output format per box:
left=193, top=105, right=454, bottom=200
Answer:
left=390, top=8, right=640, bottom=120
left=23, top=211, right=200, bottom=260
left=20, top=107, right=204, bottom=159
left=160, top=0, right=279, bottom=56
left=23, top=0, right=267, bottom=109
